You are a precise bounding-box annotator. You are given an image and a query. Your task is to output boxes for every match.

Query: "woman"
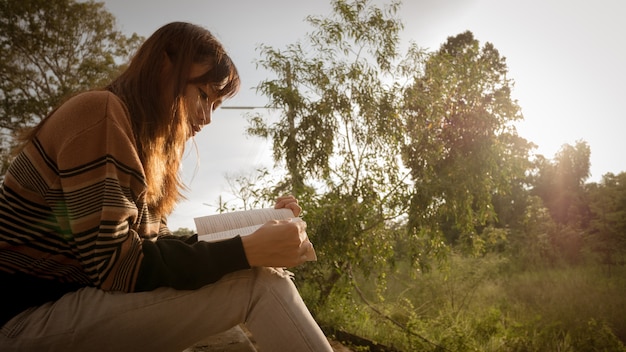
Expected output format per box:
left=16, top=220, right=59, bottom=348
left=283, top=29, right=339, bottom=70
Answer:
left=0, top=22, right=331, bottom=351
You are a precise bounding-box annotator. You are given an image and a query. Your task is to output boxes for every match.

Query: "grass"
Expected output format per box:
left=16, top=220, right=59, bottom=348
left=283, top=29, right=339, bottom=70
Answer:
left=308, top=255, right=626, bottom=351
left=501, top=264, right=626, bottom=346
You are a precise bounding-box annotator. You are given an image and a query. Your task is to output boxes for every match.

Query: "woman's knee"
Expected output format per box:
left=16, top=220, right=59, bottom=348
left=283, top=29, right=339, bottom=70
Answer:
left=251, top=267, right=299, bottom=297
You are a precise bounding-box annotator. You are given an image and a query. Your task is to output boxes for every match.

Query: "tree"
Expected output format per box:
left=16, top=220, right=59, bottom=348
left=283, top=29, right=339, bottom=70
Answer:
left=402, top=31, right=532, bottom=263
left=250, top=0, right=409, bottom=306
left=532, top=140, right=591, bottom=226
left=0, top=0, right=142, bottom=174
left=530, top=141, right=591, bottom=263
left=586, top=172, right=626, bottom=272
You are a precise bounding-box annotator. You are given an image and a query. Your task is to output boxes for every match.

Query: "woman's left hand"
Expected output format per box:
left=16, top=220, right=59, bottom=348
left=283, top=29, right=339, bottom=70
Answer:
left=274, top=195, right=302, bottom=217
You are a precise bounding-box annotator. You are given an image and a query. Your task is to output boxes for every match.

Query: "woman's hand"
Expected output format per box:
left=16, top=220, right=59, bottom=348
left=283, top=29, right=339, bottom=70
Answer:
left=241, top=195, right=316, bottom=267
left=241, top=219, right=310, bottom=267
left=274, top=195, right=301, bottom=217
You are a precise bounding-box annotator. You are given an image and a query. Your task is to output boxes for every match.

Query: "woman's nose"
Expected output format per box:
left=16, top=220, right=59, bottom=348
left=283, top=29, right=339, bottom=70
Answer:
left=199, top=105, right=212, bottom=125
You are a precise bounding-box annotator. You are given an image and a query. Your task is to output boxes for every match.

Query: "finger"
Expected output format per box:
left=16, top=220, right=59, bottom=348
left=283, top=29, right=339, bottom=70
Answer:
left=298, top=240, right=311, bottom=256
left=299, top=239, right=312, bottom=250
left=279, top=219, right=307, bottom=242
left=275, top=195, right=296, bottom=204
left=275, top=195, right=297, bottom=207
left=300, top=241, right=317, bottom=262
left=276, top=194, right=296, bottom=201
left=295, top=220, right=307, bottom=240
left=284, top=202, right=302, bottom=217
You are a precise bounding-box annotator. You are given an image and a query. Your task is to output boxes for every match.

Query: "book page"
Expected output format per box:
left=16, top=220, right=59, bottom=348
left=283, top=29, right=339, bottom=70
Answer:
left=194, top=208, right=295, bottom=242
left=197, top=224, right=263, bottom=243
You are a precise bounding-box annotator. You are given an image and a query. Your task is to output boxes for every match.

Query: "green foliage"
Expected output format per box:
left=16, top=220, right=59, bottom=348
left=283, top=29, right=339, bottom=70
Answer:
left=505, top=195, right=556, bottom=267
left=586, top=172, right=626, bottom=272
left=307, top=254, right=626, bottom=351
left=525, top=141, right=594, bottom=264
left=251, top=0, right=406, bottom=193
left=402, top=31, right=533, bottom=263
left=501, top=265, right=626, bottom=351
left=252, top=0, right=410, bottom=308
left=222, top=168, right=280, bottom=211
left=171, top=227, right=194, bottom=237
left=0, top=0, right=142, bottom=174
left=532, top=140, right=591, bottom=227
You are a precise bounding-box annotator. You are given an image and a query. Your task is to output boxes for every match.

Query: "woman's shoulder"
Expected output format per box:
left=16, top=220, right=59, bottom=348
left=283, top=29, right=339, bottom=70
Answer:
left=32, top=90, right=139, bottom=167
left=61, top=90, right=128, bottom=118
left=44, top=90, right=131, bottom=135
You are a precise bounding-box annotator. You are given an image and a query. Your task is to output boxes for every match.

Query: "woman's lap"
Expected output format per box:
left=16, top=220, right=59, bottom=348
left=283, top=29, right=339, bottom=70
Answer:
left=0, top=267, right=332, bottom=352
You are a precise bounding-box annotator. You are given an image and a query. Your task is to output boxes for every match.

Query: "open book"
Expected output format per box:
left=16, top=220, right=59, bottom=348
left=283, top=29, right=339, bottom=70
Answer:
left=194, top=208, right=316, bottom=261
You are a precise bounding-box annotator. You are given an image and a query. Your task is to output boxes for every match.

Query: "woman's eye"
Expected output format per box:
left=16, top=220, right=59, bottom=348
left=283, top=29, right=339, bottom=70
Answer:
left=198, top=88, right=209, bottom=100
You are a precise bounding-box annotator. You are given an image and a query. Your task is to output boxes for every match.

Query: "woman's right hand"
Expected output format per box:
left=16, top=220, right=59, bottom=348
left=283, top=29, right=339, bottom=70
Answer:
left=241, top=218, right=316, bottom=268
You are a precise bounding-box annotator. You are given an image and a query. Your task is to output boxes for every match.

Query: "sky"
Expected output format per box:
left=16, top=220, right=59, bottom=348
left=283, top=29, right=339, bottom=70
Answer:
left=101, top=0, right=626, bottom=231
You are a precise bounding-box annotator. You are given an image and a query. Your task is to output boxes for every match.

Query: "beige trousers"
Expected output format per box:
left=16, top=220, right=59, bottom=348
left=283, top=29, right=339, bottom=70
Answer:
left=0, top=267, right=332, bottom=352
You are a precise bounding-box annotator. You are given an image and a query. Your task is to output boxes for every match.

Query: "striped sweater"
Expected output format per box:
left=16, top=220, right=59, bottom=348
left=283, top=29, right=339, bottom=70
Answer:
left=0, top=91, right=250, bottom=326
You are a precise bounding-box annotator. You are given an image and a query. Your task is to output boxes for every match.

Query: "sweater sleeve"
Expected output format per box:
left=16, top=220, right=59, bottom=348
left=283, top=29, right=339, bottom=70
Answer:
left=135, top=235, right=250, bottom=291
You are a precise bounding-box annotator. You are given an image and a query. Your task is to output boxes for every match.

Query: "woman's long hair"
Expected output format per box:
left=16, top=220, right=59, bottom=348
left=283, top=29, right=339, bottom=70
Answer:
left=107, top=22, right=240, bottom=216
left=16, top=22, right=240, bottom=218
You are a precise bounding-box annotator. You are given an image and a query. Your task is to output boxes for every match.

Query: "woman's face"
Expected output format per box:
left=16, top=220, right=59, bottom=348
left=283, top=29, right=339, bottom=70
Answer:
left=184, top=63, right=223, bottom=137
